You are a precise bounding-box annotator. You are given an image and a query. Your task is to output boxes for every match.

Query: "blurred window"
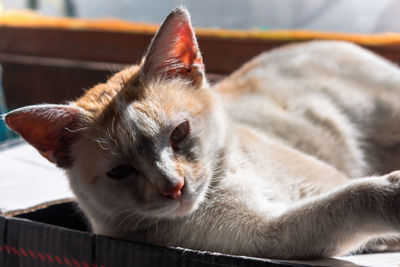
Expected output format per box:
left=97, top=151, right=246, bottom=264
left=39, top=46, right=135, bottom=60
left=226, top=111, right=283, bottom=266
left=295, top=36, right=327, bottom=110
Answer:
left=2, top=0, right=400, bottom=33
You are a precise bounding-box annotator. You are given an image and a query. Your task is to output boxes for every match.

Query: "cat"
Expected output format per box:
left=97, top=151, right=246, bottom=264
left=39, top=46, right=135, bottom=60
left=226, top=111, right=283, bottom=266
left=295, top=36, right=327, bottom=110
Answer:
left=5, top=6, right=400, bottom=260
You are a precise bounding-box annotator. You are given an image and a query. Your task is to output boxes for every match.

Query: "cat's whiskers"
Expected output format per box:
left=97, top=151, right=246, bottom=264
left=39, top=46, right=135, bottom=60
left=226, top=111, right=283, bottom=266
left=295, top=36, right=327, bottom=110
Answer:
left=93, top=138, right=111, bottom=151
left=107, top=203, right=164, bottom=230
left=115, top=208, right=161, bottom=232
left=117, top=211, right=142, bottom=230
left=64, top=126, right=89, bottom=133
left=108, top=205, right=145, bottom=230
left=108, top=118, right=118, bottom=146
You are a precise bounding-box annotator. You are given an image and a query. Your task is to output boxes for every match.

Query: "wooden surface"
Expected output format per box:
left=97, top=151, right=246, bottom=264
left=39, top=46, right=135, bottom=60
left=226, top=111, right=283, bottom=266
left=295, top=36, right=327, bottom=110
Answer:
left=0, top=26, right=290, bottom=74
left=0, top=54, right=124, bottom=109
left=0, top=53, right=224, bottom=110
left=1, top=26, right=400, bottom=109
left=1, top=26, right=400, bottom=74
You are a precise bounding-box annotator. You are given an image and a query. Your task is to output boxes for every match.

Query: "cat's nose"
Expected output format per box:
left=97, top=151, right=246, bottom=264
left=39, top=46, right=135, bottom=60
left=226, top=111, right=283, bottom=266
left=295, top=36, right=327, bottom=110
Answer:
left=160, top=179, right=185, bottom=200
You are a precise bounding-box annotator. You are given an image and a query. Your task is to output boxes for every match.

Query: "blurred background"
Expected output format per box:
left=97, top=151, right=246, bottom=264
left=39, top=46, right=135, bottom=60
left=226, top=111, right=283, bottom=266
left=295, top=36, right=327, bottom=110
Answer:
left=1, top=0, right=400, bottom=33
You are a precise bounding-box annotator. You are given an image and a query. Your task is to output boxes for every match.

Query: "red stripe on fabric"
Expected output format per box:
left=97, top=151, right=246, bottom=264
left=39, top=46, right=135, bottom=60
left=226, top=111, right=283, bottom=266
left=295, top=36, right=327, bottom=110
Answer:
left=28, top=249, right=37, bottom=259
left=46, top=253, right=54, bottom=262
left=54, top=255, right=64, bottom=264
left=19, top=248, right=28, bottom=257
left=37, top=251, right=46, bottom=261
left=0, top=243, right=105, bottom=267
left=11, top=246, right=19, bottom=255
left=72, top=258, right=82, bottom=267
left=64, top=257, right=73, bottom=266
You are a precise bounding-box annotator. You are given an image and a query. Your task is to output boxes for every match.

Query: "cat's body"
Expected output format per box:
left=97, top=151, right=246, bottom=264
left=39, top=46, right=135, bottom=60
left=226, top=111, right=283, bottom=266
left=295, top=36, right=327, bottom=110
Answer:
left=6, top=7, right=400, bottom=260
left=220, top=41, right=400, bottom=178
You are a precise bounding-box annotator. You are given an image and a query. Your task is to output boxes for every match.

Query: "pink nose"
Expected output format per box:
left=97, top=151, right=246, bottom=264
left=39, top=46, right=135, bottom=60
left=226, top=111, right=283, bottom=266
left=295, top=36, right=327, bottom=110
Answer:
left=161, top=180, right=185, bottom=200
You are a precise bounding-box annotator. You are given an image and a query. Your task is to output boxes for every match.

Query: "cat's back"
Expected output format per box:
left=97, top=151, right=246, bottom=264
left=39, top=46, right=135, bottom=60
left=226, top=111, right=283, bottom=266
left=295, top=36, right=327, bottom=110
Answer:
left=215, top=40, right=400, bottom=116
left=214, top=41, right=400, bottom=177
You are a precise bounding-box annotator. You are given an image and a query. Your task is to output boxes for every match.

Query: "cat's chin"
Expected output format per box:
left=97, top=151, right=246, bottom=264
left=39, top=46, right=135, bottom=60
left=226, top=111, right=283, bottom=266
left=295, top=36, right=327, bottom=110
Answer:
left=152, top=195, right=200, bottom=218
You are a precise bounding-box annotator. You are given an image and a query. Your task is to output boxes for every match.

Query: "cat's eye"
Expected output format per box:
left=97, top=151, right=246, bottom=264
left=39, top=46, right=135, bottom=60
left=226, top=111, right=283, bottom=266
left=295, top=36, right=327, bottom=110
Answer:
left=106, top=164, right=137, bottom=179
left=170, top=121, right=190, bottom=146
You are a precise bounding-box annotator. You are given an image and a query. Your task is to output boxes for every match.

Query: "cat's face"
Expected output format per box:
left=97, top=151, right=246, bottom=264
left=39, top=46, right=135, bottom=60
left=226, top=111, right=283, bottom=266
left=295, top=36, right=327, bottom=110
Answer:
left=5, top=7, right=227, bottom=222
left=69, top=74, right=225, bottom=219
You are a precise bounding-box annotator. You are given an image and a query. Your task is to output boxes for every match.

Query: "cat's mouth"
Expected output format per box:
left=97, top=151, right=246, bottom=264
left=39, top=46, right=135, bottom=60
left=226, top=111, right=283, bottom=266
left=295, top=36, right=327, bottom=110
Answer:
left=169, top=180, right=211, bottom=217
left=161, top=185, right=193, bottom=214
left=149, top=180, right=207, bottom=218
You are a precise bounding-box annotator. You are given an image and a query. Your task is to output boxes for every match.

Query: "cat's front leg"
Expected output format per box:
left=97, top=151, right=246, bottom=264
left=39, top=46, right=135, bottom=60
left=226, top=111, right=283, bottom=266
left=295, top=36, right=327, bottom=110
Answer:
left=261, top=171, right=400, bottom=259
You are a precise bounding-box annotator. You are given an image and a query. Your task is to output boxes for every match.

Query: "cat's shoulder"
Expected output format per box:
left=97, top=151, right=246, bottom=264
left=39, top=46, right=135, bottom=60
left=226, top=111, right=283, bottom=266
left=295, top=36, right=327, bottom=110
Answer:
left=261, top=40, right=376, bottom=60
left=268, top=40, right=366, bottom=54
left=244, top=40, right=391, bottom=72
left=217, top=40, right=398, bottom=90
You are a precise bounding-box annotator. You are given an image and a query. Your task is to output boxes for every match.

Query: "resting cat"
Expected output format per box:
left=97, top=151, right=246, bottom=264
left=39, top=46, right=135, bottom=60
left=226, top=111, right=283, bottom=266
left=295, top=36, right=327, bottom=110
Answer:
left=5, top=7, right=400, bottom=259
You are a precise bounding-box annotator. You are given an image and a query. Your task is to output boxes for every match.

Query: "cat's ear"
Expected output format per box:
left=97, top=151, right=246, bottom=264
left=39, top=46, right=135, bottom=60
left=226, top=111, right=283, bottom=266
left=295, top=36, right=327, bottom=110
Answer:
left=141, top=7, right=206, bottom=87
left=4, top=104, right=84, bottom=168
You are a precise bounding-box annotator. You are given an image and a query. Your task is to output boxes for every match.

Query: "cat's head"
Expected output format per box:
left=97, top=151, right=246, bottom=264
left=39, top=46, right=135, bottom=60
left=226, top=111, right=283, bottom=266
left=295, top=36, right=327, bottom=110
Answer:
left=5, top=7, right=227, bottom=224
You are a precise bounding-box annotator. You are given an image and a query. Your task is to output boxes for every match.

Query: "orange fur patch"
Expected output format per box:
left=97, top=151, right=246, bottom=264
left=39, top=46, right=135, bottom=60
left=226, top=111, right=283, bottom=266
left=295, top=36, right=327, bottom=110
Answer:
left=174, top=156, right=186, bottom=177
left=75, top=65, right=142, bottom=116
left=174, top=156, right=204, bottom=182
left=133, top=80, right=215, bottom=125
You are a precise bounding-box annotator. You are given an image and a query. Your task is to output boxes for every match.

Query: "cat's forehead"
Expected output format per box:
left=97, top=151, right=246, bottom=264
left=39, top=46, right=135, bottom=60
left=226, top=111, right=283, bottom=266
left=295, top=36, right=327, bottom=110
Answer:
left=119, top=79, right=213, bottom=125
left=77, top=65, right=213, bottom=120
left=87, top=78, right=213, bottom=151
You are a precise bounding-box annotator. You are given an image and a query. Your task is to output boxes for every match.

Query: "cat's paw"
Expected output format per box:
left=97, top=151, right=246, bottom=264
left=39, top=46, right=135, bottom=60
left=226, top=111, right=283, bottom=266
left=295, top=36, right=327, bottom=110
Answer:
left=353, top=171, right=400, bottom=227
left=379, top=171, right=400, bottom=226
left=380, top=171, right=400, bottom=195
left=386, top=171, right=400, bottom=185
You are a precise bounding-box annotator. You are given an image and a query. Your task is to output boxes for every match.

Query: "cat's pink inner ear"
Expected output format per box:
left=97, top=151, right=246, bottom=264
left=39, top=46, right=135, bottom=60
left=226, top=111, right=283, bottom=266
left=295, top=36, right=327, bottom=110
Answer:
left=143, top=7, right=205, bottom=86
left=5, top=105, right=82, bottom=167
left=168, top=19, right=203, bottom=67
